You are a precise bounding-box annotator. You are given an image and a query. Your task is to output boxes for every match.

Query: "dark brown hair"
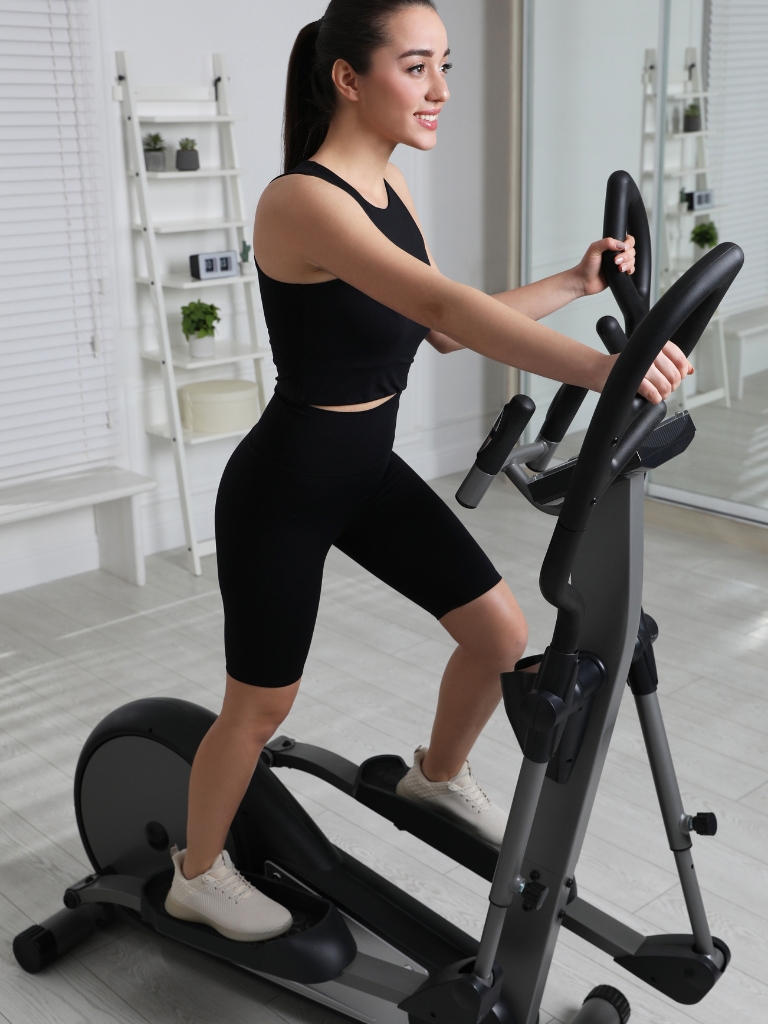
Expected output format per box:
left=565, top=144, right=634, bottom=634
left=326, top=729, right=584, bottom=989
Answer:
left=283, top=0, right=438, bottom=172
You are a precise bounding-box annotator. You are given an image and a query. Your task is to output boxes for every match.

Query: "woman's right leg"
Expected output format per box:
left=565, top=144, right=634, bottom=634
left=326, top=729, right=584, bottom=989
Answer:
left=183, top=673, right=300, bottom=879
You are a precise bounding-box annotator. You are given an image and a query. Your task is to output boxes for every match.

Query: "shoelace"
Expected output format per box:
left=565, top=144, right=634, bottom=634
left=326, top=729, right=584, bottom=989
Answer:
left=451, top=766, right=493, bottom=813
left=205, top=867, right=254, bottom=903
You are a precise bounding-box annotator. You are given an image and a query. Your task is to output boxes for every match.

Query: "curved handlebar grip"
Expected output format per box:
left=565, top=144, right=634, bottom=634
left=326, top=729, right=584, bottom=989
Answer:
left=601, top=170, right=652, bottom=338
left=541, top=241, right=743, bottom=653
left=536, top=385, right=588, bottom=444
left=456, top=394, right=535, bottom=509
left=565, top=241, right=743, bottom=536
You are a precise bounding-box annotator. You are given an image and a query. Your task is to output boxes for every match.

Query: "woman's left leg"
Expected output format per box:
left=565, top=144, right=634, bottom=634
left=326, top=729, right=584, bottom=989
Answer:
left=420, top=579, right=527, bottom=782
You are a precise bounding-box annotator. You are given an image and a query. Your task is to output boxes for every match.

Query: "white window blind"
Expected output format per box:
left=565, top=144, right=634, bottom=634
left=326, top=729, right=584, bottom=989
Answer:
left=706, top=0, right=768, bottom=312
left=0, top=0, right=117, bottom=484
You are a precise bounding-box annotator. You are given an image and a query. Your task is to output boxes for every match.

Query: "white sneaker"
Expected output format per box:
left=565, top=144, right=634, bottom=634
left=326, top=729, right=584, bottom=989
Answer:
left=396, top=746, right=507, bottom=848
left=164, top=846, right=293, bottom=942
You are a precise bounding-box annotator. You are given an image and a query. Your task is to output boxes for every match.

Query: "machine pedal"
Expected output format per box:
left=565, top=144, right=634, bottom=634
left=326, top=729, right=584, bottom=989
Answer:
left=141, top=868, right=356, bottom=984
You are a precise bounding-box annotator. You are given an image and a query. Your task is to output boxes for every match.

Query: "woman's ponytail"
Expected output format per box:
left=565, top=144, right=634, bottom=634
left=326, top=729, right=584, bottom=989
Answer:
left=282, top=0, right=437, bottom=172
left=283, top=21, right=331, bottom=174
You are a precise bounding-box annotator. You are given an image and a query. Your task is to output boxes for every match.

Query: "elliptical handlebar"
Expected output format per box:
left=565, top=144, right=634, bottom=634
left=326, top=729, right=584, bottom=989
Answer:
left=542, top=239, right=744, bottom=652
left=524, top=170, right=652, bottom=472
left=601, top=170, right=652, bottom=339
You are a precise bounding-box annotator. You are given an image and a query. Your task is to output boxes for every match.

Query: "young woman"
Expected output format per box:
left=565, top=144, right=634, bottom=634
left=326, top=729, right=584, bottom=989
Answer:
left=165, top=0, right=692, bottom=942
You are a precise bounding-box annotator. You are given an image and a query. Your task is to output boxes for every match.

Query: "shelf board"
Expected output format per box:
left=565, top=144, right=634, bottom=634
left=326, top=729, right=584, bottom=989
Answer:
left=146, top=423, right=253, bottom=446
left=142, top=168, right=244, bottom=180
left=668, top=129, right=710, bottom=140
left=138, top=115, right=234, bottom=123
left=136, top=272, right=257, bottom=289
left=141, top=340, right=269, bottom=369
left=666, top=204, right=727, bottom=218
left=662, top=167, right=710, bottom=179
left=132, top=218, right=247, bottom=234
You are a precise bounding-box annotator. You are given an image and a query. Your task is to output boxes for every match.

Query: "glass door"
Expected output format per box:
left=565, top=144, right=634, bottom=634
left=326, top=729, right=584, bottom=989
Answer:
left=522, top=0, right=768, bottom=526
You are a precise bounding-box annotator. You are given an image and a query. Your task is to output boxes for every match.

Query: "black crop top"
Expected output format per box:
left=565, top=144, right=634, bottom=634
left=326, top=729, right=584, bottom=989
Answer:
left=256, top=160, right=430, bottom=406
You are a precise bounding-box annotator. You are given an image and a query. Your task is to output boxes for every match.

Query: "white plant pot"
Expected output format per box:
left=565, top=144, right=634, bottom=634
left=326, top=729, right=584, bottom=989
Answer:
left=240, top=261, right=256, bottom=275
left=187, top=333, right=216, bottom=359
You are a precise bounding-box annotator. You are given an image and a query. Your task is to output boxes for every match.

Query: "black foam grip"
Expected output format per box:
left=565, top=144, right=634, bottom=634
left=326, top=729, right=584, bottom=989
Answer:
left=537, top=384, right=588, bottom=444
left=475, top=394, right=535, bottom=475
left=601, top=170, right=652, bottom=338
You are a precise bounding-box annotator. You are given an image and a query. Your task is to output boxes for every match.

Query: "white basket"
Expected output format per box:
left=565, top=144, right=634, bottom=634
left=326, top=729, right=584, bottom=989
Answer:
left=178, top=379, right=259, bottom=434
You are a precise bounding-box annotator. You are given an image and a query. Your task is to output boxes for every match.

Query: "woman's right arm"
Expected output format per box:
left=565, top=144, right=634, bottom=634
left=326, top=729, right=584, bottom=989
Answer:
left=255, top=176, right=685, bottom=404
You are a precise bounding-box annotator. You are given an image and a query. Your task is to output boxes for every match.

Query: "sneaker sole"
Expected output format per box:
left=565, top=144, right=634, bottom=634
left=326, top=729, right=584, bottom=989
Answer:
left=164, top=893, right=292, bottom=943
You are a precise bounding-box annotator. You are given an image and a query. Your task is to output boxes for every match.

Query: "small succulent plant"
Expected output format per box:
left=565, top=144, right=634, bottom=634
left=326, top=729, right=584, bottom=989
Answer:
left=142, top=132, right=165, bottom=151
left=240, top=240, right=252, bottom=263
left=178, top=137, right=197, bottom=151
left=684, top=102, right=700, bottom=118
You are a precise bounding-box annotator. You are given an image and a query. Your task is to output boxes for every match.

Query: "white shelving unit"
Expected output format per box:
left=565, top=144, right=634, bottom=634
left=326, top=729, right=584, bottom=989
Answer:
left=115, top=52, right=268, bottom=575
left=640, top=46, right=730, bottom=411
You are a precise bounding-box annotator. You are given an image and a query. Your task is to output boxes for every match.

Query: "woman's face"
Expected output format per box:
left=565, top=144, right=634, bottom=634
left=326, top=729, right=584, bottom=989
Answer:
left=343, top=6, right=451, bottom=151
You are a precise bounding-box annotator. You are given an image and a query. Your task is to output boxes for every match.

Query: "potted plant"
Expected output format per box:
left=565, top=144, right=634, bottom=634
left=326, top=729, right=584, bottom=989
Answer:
left=181, top=299, right=220, bottom=358
left=239, top=239, right=254, bottom=274
left=176, top=138, right=200, bottom=171
left=683, top=102, right=701, bottom=132
left=690, top=221, right=718, bottom=250
left=142, top=132, right=166, bottom=172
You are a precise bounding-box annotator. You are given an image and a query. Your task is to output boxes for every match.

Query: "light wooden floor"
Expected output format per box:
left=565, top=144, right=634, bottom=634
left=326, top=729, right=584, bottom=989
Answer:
left=1, top=470, right=767, bottom=1024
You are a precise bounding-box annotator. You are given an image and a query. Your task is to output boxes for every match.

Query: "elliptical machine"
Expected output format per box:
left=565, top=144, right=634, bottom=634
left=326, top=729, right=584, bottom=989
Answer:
left=14, top=173, right=743, bottom=1024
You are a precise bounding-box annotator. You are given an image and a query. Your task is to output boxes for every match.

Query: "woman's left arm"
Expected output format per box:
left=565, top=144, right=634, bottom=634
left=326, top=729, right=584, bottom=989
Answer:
left=425, top=235, right=635, bottom=352
left=492, top=235, right=636, bottom=320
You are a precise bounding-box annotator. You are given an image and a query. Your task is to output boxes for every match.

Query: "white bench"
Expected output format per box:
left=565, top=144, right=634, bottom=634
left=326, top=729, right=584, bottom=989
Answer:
left=0, top=467, right=157, bottom=586
left=721, top=305, right=768, bottom=401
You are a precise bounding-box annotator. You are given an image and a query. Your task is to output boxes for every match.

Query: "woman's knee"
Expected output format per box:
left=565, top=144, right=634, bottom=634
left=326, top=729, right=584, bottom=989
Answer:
left=218, top=674, right=300, bottom=746
left=440, top=581, right=528, bottom=668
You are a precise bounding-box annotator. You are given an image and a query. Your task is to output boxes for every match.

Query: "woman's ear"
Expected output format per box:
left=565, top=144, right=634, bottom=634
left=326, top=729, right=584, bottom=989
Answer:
left=331, top=58, right=362, bottom=103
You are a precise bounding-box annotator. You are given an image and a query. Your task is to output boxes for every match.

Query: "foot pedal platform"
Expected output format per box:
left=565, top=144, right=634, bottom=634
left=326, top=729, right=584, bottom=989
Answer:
left=142, top=869, right=356, bottom=983
left=354, top=755, right=499, bottom=881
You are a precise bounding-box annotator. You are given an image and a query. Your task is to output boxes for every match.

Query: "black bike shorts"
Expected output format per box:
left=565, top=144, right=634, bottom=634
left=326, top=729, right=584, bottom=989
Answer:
left=215, top=392, right=502, bottom=686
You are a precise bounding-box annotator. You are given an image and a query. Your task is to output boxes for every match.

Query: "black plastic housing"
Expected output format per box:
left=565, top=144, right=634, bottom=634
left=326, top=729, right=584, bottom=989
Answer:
left=616, top=934, right=730, bottom=1004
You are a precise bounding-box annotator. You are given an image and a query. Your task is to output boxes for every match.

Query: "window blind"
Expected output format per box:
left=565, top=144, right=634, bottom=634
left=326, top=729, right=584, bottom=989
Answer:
left=706, top=0, right=768, bottom=312
left=0, top=0, right=117, bottom=484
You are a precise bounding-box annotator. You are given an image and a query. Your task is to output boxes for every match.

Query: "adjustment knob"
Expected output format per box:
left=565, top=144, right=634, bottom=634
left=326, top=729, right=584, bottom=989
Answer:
left=521, top=880, right=549, bottom=911
left=690, top=812, right=717, bottom=836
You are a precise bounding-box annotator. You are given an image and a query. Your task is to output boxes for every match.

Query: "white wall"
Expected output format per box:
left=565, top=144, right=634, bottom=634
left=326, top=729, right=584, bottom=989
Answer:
left=1, top=0, right=498, bottom=593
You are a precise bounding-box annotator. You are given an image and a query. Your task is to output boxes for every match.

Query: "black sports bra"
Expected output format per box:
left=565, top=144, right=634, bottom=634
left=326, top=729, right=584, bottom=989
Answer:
left=256, top=160, right=430, bottom=406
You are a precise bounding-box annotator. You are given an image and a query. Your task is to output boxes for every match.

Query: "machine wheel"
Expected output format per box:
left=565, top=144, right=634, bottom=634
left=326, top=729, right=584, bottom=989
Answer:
left=570, top=985, right=630, bottom=1023
left=73, top=698, right=255, bottom=880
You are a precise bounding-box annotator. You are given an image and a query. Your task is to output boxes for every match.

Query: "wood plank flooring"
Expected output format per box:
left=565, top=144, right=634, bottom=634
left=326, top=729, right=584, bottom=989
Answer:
left=0, top=470, right=767, bottom=1024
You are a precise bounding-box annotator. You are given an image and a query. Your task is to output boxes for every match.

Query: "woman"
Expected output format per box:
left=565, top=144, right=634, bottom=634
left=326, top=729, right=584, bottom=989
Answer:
left=165, top=0, right=691, bottom=942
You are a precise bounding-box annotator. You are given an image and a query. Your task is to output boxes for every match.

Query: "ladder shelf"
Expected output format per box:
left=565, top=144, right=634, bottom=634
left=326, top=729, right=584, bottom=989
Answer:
left=116, top=50, right=267, bottom=576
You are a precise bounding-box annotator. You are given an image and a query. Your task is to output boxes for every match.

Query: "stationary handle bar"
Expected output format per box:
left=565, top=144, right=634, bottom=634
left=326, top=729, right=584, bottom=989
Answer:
left=541, top=240, right=744, bottom=653
left=526, top=171, right=651, bottom=470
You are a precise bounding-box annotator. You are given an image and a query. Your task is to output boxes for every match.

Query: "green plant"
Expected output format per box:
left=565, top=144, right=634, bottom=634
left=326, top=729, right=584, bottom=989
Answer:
left=240, top=240, right=252, bottom=263
left=142, top=132, right=165, bottom=152
left=684, top=102, right=700, bottom=118
left=181, top=299, right=220, bottom=339
left=690, top=221, right=718, bottom=249
left=178, top=137, right=197, bottom=151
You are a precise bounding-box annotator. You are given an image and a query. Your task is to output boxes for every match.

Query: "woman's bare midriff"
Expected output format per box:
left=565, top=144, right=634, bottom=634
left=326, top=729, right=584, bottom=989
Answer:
left=310, top=394, right=396, bottom=412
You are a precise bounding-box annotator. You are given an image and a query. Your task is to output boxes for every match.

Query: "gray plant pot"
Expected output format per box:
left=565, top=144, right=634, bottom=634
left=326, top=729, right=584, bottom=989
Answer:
left=176, top=149, right=200, bottom=171
left=683, top=114, right=702, bottom=132
left=143, top=150, right=165, bottom=172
